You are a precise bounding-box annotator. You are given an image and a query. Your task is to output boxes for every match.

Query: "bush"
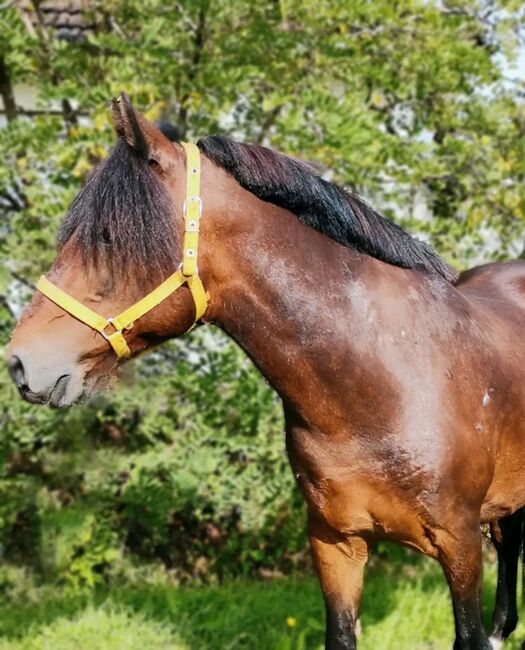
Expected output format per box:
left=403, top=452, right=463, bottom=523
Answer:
left=0, top=326, right=308, bottom=589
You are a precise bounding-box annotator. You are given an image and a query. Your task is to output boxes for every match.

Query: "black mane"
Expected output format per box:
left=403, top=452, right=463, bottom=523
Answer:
left=58, top=138, right=177, bottom=281
left=60, top=131, right=456, bottom=284
left=197, top=136, right=457, bottom=282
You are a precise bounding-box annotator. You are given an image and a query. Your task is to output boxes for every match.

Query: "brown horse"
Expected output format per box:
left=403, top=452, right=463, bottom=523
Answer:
left=6, top=94, right=525, bottom=649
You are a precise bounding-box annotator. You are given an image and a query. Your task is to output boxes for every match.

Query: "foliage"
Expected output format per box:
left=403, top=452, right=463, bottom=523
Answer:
left=0, top=0, right=524, bottom=590
left=0, top=606, right=182, bottom=650
left=2, top=1, right=525, bottom=272
left=0, top=327, right=306, bottom=586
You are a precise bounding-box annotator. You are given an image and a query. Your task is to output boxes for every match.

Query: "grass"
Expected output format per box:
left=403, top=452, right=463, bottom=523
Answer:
left=0, top=550, right=523, bottom=649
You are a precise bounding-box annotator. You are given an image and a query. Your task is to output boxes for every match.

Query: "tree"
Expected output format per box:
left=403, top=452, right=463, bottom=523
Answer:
left=2, top=1, right=525, bottom=274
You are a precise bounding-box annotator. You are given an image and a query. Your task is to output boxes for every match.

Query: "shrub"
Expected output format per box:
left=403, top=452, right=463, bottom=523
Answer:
left=0, top=327, right=307, bottom=589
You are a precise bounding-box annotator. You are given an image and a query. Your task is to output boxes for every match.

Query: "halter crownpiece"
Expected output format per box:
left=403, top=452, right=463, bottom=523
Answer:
left=36, top=142, right=209, bottom=359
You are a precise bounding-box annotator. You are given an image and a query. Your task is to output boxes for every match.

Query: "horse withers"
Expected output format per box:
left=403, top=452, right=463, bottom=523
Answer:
left=7, top=94, right=525, bottom=649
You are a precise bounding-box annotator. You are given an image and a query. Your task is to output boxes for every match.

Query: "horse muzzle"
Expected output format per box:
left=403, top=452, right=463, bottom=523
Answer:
left=6, top=353, right=81, bottom=408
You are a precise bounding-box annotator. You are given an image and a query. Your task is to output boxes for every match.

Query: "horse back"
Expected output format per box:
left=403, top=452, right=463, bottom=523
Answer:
left=457, top=259, right=525, bottom=319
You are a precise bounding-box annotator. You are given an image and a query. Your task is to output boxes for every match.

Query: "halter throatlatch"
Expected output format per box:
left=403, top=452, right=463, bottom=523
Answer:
left=36, top=142, right=209, bottom=359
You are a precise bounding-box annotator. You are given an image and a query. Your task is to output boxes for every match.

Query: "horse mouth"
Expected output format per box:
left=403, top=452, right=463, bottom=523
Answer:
left=21, top=390, right=50, bottom=405
left=48, top=374, right=72, bottom=408
left=45, top=372, right=112, bottom=408
left=18, top=373, right=73, bottom=408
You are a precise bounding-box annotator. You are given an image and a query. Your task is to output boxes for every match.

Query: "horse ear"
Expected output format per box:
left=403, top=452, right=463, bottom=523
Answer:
left=112, top=93, right=150, bottom=158
left=111, top=93, right=180, bottom=169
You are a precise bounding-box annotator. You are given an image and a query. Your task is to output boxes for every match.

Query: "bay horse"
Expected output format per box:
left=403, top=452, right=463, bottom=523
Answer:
left=6, top=94, right=525, bottom=649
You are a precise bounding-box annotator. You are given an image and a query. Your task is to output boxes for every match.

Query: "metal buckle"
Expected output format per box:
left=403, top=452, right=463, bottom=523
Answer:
left=101, top=317, right=133, bottom=340
left=178, top=262, right=198, bottom=277
left=100, top=317, right=122, bottom=342
left=182, top=196, right=203, bottom=219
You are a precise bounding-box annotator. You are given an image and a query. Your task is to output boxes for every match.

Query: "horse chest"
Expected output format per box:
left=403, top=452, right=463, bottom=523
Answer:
left=286, top=429, right=401, bottom=536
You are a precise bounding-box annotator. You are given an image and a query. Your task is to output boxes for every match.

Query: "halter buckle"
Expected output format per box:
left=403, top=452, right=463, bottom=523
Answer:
left=101, top=317, right=133, bottom=340
left=100, top=317, right=122, bottom=342
left=183, top=196, right=203, bottom=219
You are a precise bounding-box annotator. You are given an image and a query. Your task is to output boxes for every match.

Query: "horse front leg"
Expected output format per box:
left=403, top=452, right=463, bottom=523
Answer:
left=490, top=509, right=523, bottom=646
left=308, top=514, right=369, bottom=650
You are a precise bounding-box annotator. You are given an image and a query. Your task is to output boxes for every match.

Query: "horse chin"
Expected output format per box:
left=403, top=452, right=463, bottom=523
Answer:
left=85, top=374, right=113, bottom=402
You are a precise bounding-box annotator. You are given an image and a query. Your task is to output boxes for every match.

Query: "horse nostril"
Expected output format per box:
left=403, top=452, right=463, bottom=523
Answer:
left=7, top=355, right=26, bottom=388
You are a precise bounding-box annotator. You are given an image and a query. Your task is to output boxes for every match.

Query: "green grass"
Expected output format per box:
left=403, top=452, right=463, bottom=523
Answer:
left=0, top=552, right=523, bottom=649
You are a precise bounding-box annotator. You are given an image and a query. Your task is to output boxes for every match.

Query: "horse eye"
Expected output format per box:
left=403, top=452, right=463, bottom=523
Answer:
left=101, top=228, right=111, bottom=245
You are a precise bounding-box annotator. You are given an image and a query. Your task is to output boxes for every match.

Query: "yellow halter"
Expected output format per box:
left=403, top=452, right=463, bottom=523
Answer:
left=36, top=142, right=209, bottom=359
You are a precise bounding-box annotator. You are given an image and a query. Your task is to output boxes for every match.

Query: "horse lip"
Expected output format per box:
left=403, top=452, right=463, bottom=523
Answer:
left=21, top=390, right=50, bottom=405
left=48, top=374, right=71, bottom=408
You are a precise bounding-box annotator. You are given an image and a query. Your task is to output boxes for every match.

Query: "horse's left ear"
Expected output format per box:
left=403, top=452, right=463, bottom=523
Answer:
left=111, top=93, right=179, bottom=170
left=112, top=93, right=150, bottom=157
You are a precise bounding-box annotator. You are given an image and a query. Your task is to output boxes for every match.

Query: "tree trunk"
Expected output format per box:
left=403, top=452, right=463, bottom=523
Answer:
left=0, top=55, right=17, bottom=122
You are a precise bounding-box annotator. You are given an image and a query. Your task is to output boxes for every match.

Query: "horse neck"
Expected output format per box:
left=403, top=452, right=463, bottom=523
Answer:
left=200, top=171, right=398, bottom=425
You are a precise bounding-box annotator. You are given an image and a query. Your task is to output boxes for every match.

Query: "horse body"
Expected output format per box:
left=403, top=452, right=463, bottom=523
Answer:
left=458, top=262, right=525, bottom=521
left=205, top=179, right=525, bottom=647
left=7, top=95, right=525, bottom=649
left=219, top=205, right=525, bottom=540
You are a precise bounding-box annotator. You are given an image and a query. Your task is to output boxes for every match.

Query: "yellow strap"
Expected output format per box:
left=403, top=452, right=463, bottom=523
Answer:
left=37, top=269, right=207, bottom=359
left=186, top=274, right=209, bottom=321
left=111, top=268, right=187, bottom=331
left=36, top=276, right=109, bottom=333
left=181, top=142, right=201, bottom=277
left=104, top=331, right=131, bottom=359
left=36, top=276, right=132, bottom=359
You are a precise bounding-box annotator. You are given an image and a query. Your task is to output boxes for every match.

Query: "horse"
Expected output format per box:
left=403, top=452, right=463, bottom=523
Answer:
left=6, top=93, right=525, bottom=649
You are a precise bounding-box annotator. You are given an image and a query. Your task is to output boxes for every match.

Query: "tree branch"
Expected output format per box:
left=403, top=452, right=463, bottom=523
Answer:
left=18, top=1, right=79, bottom=132
left=10, top=271, right=35, bottom=291
left=255, top=105, right=283, bottom=145
left=0, top=295, right=16, bottom=321
left=177, top=3, right=208, bottom=137
left=0, top=54, right=16, bottom=122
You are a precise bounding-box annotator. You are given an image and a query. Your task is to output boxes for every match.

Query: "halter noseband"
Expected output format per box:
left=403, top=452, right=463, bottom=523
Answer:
left=36, top=142, right=209, bottom=359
